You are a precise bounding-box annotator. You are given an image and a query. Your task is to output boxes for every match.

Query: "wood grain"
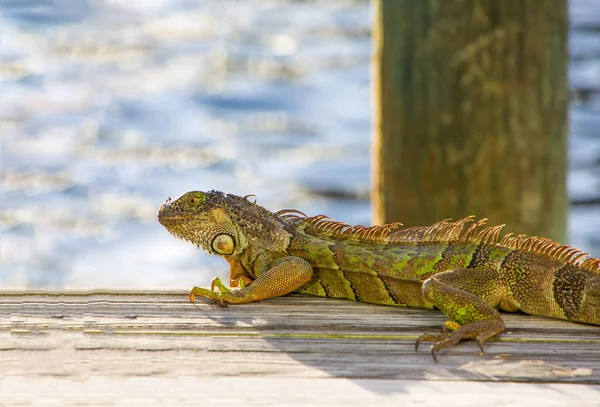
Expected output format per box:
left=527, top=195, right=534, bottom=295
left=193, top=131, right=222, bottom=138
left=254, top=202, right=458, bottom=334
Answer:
left=372, top=0, right=569, bottom=242
left=0, top=291, right=599, bottom=406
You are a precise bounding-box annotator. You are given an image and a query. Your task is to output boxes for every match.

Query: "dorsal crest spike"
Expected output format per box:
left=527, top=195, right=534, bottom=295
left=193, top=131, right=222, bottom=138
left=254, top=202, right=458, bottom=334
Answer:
left=461, top=218, right=487, bottom=241
left=499, top=232, right=514, bottom=246
left=274, top=209, right=308, bottom=224
left=275, top=212, right=600, bottom=273
left=243, top=194, right=257, bottom=204
left=581, top=258, right=600, bottom=273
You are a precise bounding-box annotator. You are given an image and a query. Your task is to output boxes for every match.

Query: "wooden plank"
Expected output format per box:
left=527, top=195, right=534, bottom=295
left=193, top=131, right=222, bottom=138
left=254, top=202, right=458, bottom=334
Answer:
left=0, top=291, right=599, bottom=406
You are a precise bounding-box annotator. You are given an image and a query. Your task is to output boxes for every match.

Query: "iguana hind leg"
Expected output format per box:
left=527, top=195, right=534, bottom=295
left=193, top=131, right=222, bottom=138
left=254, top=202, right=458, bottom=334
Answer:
left=417, top=268, right=506, bottom=361
left=190, top=256, right=313, bottom=305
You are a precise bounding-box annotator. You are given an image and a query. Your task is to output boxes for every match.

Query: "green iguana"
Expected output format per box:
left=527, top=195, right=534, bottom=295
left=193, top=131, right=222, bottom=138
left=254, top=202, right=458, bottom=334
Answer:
left=158, top=190, right=600, bottom=360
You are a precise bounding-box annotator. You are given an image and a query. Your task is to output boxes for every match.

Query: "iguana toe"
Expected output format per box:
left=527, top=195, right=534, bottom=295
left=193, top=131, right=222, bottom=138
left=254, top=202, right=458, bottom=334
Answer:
left=431, top=346, right=439, bottom=363
left=211, top=277, right=230, bottom=292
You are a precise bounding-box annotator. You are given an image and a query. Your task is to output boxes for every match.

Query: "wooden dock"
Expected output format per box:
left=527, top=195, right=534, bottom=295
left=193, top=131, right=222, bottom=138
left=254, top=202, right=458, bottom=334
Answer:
left=1, top=291, right=599, bottom=406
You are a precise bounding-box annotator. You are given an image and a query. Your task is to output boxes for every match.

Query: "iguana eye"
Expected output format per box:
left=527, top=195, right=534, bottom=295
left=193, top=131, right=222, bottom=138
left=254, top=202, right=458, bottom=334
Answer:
left=188, top=196, right=199, bottom=206
left=211, top=233, right=235, bottom=255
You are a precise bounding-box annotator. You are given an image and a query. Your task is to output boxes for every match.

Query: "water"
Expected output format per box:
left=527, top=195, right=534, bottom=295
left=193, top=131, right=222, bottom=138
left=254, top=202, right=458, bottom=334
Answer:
left=1, top=0, right=599, bottom=289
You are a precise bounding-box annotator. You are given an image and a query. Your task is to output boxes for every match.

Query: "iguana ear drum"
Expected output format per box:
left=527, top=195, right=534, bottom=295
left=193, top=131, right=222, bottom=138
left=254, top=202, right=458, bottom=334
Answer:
left=211, top=233, right=235, bottom=255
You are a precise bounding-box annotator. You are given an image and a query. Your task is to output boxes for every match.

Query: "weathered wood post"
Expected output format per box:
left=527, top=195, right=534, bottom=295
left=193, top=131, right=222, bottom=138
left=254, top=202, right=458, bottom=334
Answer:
left=372, top=0, right=569, bottom=242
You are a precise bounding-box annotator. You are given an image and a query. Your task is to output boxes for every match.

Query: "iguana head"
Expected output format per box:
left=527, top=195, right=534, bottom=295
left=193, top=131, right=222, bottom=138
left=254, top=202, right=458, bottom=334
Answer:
left=158, top=190, right=291, bottom=256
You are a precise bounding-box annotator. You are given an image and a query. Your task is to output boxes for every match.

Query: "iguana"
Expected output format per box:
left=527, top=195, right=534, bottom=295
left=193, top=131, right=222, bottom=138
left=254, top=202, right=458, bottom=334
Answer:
left=158, top=190, right=600, bottom=360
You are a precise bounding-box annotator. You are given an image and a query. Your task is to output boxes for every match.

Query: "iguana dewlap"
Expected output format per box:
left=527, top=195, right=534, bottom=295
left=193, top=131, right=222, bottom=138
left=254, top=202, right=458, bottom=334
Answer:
left=158, top=190, right=600, bottom=361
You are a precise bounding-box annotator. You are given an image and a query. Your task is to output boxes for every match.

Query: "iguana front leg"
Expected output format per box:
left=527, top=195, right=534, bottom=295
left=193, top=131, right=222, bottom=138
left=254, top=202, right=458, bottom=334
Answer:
left=416, top=268, right=506, bottom=361
left=189, top=256, right=313, bottom=305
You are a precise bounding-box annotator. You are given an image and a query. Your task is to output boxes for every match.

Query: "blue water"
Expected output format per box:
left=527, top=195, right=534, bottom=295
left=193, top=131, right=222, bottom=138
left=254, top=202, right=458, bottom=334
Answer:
left=1, top=0, right=599, bottom=289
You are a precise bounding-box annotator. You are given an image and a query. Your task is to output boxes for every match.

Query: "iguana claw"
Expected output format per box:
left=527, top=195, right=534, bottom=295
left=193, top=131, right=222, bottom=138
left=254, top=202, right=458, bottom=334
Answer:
left=415, top=329, right=448, bottom=353
left=431, top=346, right=439, bottom=363
left=415, top=335, right=442, bottom=362
left=189, top=286, right=220, bottom=305
left=476, top=337, right=485, bottom=353
left=189, top=286, right=231, bottom=307
left=415, top=334, right=433, bottom=351
left=218, top=297, right=228, bottom=308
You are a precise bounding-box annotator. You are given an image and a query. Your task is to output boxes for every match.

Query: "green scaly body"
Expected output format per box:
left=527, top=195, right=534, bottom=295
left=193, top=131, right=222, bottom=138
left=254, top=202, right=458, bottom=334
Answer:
left=158, top=190, right=600, bottom=359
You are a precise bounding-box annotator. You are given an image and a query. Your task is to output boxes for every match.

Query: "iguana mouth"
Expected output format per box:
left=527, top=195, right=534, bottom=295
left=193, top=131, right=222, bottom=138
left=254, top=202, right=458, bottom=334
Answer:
left=157, top=209, right=185, bottom=226
left=157, top=214, right=182, bottom=220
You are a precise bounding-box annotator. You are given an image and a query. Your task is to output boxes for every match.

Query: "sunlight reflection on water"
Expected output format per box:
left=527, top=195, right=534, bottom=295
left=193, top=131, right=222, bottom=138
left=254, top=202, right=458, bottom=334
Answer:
left=0, top=0, right=599, bottom=289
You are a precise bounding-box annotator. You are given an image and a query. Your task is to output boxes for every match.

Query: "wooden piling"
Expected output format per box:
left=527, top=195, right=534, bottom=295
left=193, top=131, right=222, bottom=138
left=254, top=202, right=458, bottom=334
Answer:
left=372, top=0, right=569, bottom=242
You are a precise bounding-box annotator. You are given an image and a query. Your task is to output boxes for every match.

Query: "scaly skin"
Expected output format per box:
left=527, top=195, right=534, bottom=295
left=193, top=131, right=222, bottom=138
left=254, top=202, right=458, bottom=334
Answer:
left=158, top=190, right=600, bottom=361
